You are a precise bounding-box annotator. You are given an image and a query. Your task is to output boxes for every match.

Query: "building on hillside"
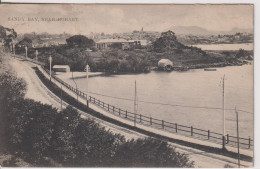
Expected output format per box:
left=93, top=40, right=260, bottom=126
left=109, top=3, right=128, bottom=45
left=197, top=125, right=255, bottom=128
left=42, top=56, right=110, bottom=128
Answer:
left=96, top=39, right=144, bottom=50
left=53, top=65, right=70, bottom=72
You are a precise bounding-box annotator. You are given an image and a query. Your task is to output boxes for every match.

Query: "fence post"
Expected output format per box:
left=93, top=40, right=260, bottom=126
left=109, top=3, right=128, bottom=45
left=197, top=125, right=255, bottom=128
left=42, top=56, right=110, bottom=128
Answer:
left=113, top=106, right=115, bottom=113
left=119, top=108, right=121, bottom=116
left=162, top=120, right=164, bottom=129
left=208, top=130, right=210, bottom=139
left=86, top=100, right=89, bottom=108
left=140, top=114, right=142, bottom=123
left=249, top=136, right=251, bottom=149
left=90, top=96, right=92, bottom=102
left=108, top=104, right=110, bottom=111
left=150, top=117, right=152, bottom=125
left=125, top=111, right=128, bottom=118
left=175, top=123, right=178, bottom=133
left=191, top=126, right=193, bottom=136
left=226, top=134, right=229, bottom=144
left=94, top=98, right=96, bottom=104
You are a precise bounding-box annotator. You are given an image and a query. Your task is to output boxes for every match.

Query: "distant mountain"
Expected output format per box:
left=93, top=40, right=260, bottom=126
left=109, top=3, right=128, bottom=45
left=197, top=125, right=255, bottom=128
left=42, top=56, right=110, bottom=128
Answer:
left=166, top=26, right=253, bottom=35
left=166, top=26, right=212, bottom=35
left=227, top=27, right=253, bottom=34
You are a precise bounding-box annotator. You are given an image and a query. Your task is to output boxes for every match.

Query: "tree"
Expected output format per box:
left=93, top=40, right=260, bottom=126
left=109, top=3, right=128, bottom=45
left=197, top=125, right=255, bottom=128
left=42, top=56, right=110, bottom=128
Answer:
left=235, top=49, right=248, bottom=58
left=110, top=43, right=122, bottom=49
left=66, top=35, right=95, bottom=49
left=50, top=106, right=80, bottom=164
left=16, top=37, right=33, bottom=48
left=153, top=30, right=185, bottom=53
left=112, top=138, right=194, bottom=167
left=6, top=99, right=58, bottom=163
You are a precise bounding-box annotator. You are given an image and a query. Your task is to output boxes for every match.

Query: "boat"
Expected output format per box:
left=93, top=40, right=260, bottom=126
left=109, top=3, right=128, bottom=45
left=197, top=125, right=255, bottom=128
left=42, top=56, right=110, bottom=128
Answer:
left=204, top=68, right=217, bottom=71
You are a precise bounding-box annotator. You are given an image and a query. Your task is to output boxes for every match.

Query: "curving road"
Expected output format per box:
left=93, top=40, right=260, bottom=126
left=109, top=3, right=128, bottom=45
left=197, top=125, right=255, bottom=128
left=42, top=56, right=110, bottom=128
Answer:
left=8, top=55, right=253, bottom=168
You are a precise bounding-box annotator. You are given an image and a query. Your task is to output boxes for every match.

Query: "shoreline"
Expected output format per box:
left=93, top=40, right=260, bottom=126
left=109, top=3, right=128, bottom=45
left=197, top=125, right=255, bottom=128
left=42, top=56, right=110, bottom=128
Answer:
left=56, top=60, right=253, bottom=79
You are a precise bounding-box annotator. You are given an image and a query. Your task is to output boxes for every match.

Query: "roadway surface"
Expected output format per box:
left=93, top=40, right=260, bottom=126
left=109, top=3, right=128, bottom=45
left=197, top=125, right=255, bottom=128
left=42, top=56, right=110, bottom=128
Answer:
left=8, top=55, right=253, bottom=168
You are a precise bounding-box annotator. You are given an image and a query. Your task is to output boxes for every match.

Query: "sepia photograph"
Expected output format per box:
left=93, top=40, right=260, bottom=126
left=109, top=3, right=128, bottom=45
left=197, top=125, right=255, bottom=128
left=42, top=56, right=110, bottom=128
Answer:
left=0, top=3, right=255, bottom=168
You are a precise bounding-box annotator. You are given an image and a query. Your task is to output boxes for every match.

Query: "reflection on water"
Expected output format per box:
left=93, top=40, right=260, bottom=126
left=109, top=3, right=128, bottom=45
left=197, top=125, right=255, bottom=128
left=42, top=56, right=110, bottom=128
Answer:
left=57, top=64, right=253, bottom=138
left=192, top=43, right=253, bottom=51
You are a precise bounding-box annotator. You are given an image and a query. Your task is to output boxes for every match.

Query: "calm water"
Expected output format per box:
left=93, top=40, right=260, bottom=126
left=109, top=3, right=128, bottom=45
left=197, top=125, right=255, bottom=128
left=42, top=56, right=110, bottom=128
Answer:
left=192, top=43, right=253, bottom=51
left=57, top=64, right=254, bottom=138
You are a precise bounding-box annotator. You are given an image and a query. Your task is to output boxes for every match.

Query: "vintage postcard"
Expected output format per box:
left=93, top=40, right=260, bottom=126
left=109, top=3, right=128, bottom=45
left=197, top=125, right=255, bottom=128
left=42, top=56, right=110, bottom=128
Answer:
left=0, top=3, right=254, bottom=168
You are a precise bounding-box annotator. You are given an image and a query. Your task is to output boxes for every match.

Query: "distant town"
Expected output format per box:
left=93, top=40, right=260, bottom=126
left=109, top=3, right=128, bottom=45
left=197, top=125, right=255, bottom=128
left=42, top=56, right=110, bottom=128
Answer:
left=1, top=25, right=254, bottom=74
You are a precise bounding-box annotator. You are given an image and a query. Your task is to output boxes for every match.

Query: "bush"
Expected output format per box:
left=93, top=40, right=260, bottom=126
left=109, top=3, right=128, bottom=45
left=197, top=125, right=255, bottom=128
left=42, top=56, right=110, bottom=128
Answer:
left=112, top=138, right=194, bottom=167
left=0, top=57, right=194, bottom=167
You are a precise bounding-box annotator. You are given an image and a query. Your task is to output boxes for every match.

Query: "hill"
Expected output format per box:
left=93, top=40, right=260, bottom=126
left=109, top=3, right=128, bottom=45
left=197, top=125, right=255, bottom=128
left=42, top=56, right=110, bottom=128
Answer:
left=167, top=26, right=253, bottom=35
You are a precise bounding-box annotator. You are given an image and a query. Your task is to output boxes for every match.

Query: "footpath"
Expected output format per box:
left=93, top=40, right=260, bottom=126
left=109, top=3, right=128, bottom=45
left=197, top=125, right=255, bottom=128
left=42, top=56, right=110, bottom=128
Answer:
left=10, top=56, right=253, bottom=167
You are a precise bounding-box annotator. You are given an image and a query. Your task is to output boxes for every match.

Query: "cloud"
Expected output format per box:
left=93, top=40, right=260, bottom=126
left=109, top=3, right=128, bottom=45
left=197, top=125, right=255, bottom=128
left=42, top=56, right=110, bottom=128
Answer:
left=0, top=4, right=253, bottom=34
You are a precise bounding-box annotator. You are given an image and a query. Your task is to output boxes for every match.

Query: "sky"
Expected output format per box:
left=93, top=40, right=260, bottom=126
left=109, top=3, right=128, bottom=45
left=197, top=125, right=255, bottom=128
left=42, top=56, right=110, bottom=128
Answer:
left=0, top=4, right=254, bottom=35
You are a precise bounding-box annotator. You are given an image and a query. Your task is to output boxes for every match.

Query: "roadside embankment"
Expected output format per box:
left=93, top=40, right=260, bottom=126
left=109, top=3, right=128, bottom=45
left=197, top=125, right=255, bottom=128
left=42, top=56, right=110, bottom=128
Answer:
left=35, top=64, right=253, bottom=163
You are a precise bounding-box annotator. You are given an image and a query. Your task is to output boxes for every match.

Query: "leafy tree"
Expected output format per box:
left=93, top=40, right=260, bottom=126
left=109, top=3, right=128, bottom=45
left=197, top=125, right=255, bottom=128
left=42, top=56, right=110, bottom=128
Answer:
left=110, top=43, right=122, bottom=49
left=73, top=119, right=125, bottom=167
left=153, top=30, right=185, bottom=53
left=6, top=99, right=58, bottom=163
left=16, top=37, right=33, bottom=48
left=50, top=106, right=80, bottom=164
left=235, top=49, right=248, bottom=58
left=112, top=138, right=194, bottom=167
left=66, top=35, right=95, bottom=49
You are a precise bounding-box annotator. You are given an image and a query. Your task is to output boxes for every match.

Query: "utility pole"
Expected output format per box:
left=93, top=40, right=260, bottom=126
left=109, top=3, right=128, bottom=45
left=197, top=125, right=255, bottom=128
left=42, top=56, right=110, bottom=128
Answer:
left=49, top=55, right=52, bottom=81
left=13, top=43, right=15, bottom=55
left=222, top=74, right=226, bottom=149
left=236, top=107, right=240, bottom=168
left=72, top=71, right=78, bottom=103
left=86, top=64, right=89, bottom=107
left=35, top=50, right=38, bottom=63
left=60, top=85, right=63, bottom=111
left=25, top=46, right=28, bottom=59
left=134, top=80, right=138, bottom=127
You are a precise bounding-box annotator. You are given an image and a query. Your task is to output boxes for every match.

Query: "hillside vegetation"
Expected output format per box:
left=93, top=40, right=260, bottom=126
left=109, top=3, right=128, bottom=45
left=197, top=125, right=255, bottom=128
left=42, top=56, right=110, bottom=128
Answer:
left=0, top=52, right=194, bottom=167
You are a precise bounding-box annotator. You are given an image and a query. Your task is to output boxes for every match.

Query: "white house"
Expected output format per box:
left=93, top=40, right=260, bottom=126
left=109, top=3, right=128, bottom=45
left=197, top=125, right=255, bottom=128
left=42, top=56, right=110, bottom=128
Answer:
left=96, top=39, right=142, bottom=50
left=53, top=65, right=70, bottom=72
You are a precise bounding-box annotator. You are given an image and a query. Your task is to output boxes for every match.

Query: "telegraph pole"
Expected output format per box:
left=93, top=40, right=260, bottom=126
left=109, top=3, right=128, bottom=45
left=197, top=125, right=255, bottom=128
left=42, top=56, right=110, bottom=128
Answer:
left=35, top=50, right=38, bottom=63
left=25, top=46, right=28, bottom=59
left=134, top=80, right=138, bottom=127
left=13, top=43, right=15, bottom=55
left=86, top=64, right=89, bottom=107
left=60, top=85, right=63, bottom=111
left=222, top=74, right=226, bottom=149
left=72, top=71, right=78, bottom=103
left=49, top=55, right=52, bottom=81
left=236, top=107, right=240, bottom=168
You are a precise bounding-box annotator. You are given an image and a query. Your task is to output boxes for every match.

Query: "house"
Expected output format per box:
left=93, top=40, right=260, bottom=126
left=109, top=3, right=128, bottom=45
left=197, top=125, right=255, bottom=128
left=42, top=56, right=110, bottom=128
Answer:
left=96, top=39, right=141, bottom=50
left=53, top=65, right=70, bottom=72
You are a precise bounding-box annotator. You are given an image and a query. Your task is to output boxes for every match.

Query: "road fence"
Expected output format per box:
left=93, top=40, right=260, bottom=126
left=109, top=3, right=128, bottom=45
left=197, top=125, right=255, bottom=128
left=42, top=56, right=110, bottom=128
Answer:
left=40, top=66, right=253, bottom=150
